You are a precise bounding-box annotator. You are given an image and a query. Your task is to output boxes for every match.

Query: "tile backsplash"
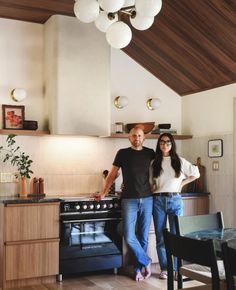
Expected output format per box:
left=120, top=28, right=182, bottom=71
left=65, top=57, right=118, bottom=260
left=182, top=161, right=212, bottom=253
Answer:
left=0, top=135, right=158, bottom=196
left=182, top=134, right=234, bottom=227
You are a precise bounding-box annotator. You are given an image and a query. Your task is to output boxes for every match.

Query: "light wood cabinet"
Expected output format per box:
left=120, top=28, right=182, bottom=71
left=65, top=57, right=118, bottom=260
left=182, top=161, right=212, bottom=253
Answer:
left=182, top=195, right=209, bottom=216
left=0, top=202, right=60, bottom=289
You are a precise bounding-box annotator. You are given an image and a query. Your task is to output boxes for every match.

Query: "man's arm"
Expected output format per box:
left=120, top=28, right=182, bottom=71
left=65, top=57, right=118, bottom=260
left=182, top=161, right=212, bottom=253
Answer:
left=94, top=165, right=120, bottom=200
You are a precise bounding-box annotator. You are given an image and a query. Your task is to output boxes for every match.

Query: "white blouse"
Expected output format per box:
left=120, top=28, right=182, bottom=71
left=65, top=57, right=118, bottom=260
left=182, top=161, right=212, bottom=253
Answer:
left=150, top=156, right=200, bottom=193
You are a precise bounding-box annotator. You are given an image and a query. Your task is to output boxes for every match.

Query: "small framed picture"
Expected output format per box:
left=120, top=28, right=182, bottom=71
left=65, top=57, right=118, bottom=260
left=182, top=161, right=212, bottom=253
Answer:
left=2, top=104, right=25, bottom=130
left=208, top=139, right=223, bottom=158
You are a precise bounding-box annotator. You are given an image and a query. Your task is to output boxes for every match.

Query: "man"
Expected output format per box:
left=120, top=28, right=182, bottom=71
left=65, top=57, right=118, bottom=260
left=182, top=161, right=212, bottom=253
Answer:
left=95, top=127, right=155, bottom=281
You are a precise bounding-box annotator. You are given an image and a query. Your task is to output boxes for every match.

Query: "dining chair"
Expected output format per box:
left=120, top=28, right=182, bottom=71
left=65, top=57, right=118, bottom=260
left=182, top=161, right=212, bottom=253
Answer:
left=221, top=241, right=236, bottom=290
left=163, top=228, right=223, bottom=290
left=175, top=212, right=224, bottom=237
left=174, top=212, right=225, bottom=288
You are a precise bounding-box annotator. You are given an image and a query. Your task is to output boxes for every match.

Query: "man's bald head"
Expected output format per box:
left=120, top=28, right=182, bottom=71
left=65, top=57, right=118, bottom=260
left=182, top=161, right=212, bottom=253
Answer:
left=129, top=126, right=145, bottom=137
left=129, top=127, right=145, bottom=150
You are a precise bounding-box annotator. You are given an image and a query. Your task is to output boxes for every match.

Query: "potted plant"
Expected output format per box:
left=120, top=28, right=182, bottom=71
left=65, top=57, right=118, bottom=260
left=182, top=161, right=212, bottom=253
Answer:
left=0, top=134, right=33, bottom=196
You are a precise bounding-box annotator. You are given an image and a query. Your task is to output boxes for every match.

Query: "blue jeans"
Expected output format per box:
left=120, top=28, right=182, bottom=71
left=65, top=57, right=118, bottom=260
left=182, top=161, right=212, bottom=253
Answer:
left=122, top=196, right=153, bottom=273
left=153, top=195, right=183, bottom=271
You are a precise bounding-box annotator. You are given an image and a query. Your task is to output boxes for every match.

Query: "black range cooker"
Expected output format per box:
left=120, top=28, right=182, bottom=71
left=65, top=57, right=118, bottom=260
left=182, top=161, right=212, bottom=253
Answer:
left=59, top=196, right=122, bottom=280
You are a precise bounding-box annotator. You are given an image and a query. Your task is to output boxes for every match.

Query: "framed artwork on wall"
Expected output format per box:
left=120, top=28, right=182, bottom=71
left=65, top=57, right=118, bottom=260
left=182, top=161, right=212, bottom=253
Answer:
left=2, top=104, right=25, bottom=130
left=208, top=139, right=223, bottom=158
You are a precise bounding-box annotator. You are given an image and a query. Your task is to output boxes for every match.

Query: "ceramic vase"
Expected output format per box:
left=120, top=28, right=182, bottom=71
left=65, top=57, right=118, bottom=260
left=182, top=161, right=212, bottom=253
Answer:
left=20, top=176, right=28, bottom=196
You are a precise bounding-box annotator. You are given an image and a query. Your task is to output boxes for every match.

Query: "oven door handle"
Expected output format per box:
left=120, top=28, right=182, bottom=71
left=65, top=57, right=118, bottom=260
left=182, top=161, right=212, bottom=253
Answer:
left=61, top=217, right=122, bottom=223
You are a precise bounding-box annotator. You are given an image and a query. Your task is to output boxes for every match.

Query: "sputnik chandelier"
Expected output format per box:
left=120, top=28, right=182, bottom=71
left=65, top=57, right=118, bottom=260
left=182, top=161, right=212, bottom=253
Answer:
left=74, top=0, right=162, bottom=49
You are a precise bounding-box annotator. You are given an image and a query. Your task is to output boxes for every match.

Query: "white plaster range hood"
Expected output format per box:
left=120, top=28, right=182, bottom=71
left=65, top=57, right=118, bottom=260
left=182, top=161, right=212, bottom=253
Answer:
left=44, top=15, right=111, bottom=136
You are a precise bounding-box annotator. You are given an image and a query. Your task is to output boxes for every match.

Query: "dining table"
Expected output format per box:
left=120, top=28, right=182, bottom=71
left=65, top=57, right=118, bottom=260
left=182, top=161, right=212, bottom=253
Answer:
left=185, top=228, right=236, bottom=255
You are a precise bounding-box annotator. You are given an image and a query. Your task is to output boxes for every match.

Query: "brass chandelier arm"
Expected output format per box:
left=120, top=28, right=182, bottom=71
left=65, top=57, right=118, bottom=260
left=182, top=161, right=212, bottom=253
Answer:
left=105, top=6, right=136, bottom=20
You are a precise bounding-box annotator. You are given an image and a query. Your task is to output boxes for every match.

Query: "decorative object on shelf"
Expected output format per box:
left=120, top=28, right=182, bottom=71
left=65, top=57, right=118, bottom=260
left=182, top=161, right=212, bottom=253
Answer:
left=126, top=122, right=155, bottom=133
left=194, top=157, right=206, bottom=192
left=115, top=122, right=125, bottom=133
left=151, top=127, right=177, bottom=134
left=146, top=98, right=161, bottom=110
left=74, top=0, right=162, bottom=49
left=158, top=123, right=171, bottom=129
left=10, top=88, right=27, bottom=102
left=114, top=96, right=128, bottom=109
left=2, top=104, right=25, bottom=130
left=182, top=157, right=206, bottom=193
left=23, top=120, right=38, bottom=130
left=208, top=139, right=223, bottom=158
left=28, top=176, right=45, bottom=198
left=0, top=134, right=33, bottom=196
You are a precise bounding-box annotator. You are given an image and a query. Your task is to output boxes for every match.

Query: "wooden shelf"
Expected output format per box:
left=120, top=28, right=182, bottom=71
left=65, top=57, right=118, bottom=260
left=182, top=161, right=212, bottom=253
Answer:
left=0, top=130, right=192, bottom=140
left=110, top=133, right=192, bottom=140
left=0, top=129, right=50, bottom=136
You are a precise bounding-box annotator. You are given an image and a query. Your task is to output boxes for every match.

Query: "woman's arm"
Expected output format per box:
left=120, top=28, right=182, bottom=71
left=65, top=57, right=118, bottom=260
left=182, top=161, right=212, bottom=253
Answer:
left=181, top=175, right=198, bottom=189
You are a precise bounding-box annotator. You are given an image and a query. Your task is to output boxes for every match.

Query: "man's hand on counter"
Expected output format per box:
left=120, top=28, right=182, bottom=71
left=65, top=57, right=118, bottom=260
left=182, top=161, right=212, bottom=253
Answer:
left=93, top=192, right=106, bottom=201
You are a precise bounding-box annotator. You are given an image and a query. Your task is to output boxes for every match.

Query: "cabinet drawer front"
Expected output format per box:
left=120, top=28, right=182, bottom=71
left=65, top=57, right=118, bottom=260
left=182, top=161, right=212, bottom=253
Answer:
left=5, top=240, right=59, bottom=280
left=5, top=203, right=59, bottom=241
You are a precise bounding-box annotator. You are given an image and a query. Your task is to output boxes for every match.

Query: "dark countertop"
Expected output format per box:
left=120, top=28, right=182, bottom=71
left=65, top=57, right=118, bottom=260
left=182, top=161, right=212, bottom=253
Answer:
left=0, top=195, right=61, bottom=205
left=0, top=192, right=210, bottom=205
left=181, top=192, right=210, bottom=197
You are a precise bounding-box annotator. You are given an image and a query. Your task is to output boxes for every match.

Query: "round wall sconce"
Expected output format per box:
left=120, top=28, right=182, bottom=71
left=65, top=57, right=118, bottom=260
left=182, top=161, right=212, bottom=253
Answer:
left=114, top=96, right=128, bottom=109
left=11, top=88, right=27, bottom=102
left=146, top=98, right=161, bottom=110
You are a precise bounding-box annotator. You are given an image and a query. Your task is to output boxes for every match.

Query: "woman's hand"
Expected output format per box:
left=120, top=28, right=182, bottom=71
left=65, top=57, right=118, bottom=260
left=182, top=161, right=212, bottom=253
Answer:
left=151, top=183, right=157, bottom=192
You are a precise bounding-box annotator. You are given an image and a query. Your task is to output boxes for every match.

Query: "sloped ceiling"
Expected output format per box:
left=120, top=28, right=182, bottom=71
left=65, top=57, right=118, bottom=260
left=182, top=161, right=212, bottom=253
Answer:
left=0, top=0, right=235, bottom=95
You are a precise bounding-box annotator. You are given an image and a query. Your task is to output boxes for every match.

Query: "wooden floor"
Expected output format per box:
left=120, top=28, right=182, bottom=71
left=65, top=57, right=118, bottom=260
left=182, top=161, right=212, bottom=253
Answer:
left=8, top=264, right=203, bottom=290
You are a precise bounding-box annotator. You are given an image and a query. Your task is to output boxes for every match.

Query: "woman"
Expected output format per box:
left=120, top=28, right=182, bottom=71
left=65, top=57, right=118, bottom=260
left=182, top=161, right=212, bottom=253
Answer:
left=151, top=133, right=200, bottom=279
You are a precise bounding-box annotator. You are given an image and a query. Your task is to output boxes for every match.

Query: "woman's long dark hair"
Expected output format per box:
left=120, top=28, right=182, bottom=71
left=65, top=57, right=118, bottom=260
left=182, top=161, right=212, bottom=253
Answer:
left=152, top=133, right=181, bottom=178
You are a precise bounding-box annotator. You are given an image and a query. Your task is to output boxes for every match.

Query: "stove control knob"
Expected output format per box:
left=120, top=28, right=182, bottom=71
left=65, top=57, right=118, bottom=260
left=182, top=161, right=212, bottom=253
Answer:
left=75, top=205, right=80, bottom=210
left=95, top=204, right=101, bottom=210
left=82, top=204, right=88, bottom=210
left=108, top=203, right=113, bottom=209
left=102, top=204, right=107, bottom=209
left=64, top=204, right=70, bottom=212
left=89, top=204, right=94, bottom=210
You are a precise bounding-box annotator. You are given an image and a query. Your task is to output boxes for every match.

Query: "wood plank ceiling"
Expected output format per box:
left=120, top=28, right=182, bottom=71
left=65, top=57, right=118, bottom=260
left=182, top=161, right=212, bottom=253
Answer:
left=0, top=0, right=235, bottom=96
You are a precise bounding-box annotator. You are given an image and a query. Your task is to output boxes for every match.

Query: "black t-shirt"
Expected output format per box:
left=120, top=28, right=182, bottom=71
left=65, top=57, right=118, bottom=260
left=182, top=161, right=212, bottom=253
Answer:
left=113, top=147, right=155, bottom=198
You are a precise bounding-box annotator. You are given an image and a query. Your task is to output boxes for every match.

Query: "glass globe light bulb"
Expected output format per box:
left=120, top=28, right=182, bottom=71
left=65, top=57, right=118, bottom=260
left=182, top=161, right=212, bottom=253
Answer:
left=130, top=13, right=154, bottom=30
left=146, top=98, right=161, bottom=110
left=106, top=21, right=132, bottom=49
left=95, top=11, right=118, bottom=32
left=135, top=0, right=162, bottom=17
left=74, top=0, right=99, bottom=23
left=98, top=0, right=125, bottom=13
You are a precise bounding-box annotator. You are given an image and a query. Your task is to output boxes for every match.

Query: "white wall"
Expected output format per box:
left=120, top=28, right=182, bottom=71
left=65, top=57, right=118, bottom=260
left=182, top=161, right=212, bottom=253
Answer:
left=182, top=84, right=236, bottom=137
left=0, top=18, right=46, bottom=130
left=110, top=49, right=182, bottom=133
left=182, top=84, right=236, bottom=227
left=44, top=16, right=111, bottom=136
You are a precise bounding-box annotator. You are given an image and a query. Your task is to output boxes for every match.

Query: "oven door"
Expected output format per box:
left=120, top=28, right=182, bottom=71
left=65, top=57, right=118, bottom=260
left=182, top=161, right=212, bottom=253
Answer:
left=60, top=217, right=122, bottom=259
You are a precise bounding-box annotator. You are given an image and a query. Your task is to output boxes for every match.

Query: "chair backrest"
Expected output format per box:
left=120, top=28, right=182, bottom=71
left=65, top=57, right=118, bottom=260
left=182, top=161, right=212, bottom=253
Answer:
left=221, top=241, right=236, bottom=290
left=163, top=228, right=221, bottom=290
left=175, top=211, right=224, bottom=236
